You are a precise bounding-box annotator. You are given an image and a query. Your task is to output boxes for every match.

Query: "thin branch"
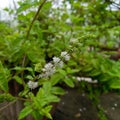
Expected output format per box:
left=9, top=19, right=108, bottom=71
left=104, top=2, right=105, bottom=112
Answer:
left=26, top=0, right=47, bottom=39
left=13, top=0, right=17, bottom=11
left=21, top=54, right=26, bottom=87
left=21, top=0, right=47, bottom=88
left=16, top=97, right=32, bottom=102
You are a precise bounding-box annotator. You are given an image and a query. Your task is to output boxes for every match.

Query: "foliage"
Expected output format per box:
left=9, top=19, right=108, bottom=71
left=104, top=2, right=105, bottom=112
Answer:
left=0, top=0, right=120, bottom=119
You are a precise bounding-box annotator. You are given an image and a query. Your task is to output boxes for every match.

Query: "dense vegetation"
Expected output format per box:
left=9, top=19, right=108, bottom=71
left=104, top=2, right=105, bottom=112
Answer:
left=0, top=0, right=120, bottom=119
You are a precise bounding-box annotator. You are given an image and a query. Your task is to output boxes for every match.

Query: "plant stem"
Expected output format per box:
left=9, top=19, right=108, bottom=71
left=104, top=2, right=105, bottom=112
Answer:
left=16, top=97, right=32, bottom=102
left=21, top=54, right=26, bottom=87
left=21, top=0, right=47, bottom=88
left=26, top=0, right=47, bottom=39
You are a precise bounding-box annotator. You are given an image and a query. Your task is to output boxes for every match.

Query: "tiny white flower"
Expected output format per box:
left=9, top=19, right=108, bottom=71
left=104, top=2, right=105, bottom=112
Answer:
left=61, top=51, right=68, bottom=57
left=84, top=78, right=98, bottom=83
left=53, top=57, right=64, bottom=68
left=70, top=38, right=78, bottom=43
left=46, top=66, right=56, bottom=77
left=40, top=62, right=56, bottom=78
left=42, top=68, right=46, bottom=72
left=111, top=107, right=115, bottom=110
left=76, top=77, right=98, bottom=83
left=80, top=77, right=84, bottom=80
left=84, top=77, right=92, bottom=82
left=45, top=63, right=53, bottom=69
left=64, top=54, right=70, bottom=61
left=53, top=57, right=61, bottom=64
left=66, top=18, right=72, bottom=24
left=38, top=74, right=44, bottom=78
left=38, top=51, right=70, bottom=79
left=114, top=103, right=117, bottom=107
left=61, top=51, right=70, bottom=61
left=58, top=61, right=64, bottom=68
left=76, top=77, right=82, bottom=81
left=28, top=81, right=38, bottom=90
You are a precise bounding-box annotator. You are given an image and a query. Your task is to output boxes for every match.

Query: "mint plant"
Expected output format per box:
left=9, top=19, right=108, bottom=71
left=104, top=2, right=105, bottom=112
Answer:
left=0, top=0, right=120, bottom=120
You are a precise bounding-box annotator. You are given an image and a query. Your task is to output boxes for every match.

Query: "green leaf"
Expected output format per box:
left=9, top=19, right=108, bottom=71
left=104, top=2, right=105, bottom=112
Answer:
left=26, top=67, right=34, bottom=74
left=12, top=66, right=25, bottom=71
left=82, top=66, right=93, bottom=72
left=19, top=87, right=29, bottom=97
left=26, top=45, right=44, bottom=63
left=43, top=81, right=52, bottom=95
left=0, top=93, right=15, bottom=102
left=34, top=62, right=45, bottom=72
left=32, top=110, right=43, bottom=120
left=0, top=61, right=9, bottom=92
left=58, top=69, right=67, bottom=76
left=25, top=75, right=34, bottom=80
left=45, top=112, right=52, bottom=120
left=64, top=77, right=75, bottom=88
left=88, top=69, right=101, bottom=77
left=46, top=95, right=60, bottom=103
left=12, top=67, right=35, bottom=77
left=40, top=105, right=53, bottom=119
left=18, top=106, right=33, bottom=120
left=13, top=76, right=22, bottom=84
left=34, top=87, right=60, bottom=108
left=51, top=73, right=63, bottom=85
left=42, top=1, right=51, bottom=10
left=51, top=87, right=65, bottom=95
left=110, top=79, right=120, bottom=89
left=17, top=0, right=38, bottom=13
left=66, top=67, right=80, bottom=74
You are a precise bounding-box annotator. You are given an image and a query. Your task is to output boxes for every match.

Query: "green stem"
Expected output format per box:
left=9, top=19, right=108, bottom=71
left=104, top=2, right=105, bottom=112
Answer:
left=21, top=0, right=47, bottom=88
left=26, top=0, right=47, bottom=39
